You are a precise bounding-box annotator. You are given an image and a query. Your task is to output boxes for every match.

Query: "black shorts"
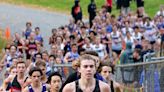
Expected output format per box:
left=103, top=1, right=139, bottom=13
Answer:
left=150, top=41, right=156, bottom=45
left=161, top=35, right=164, bottom=42
left=106, top=6, right=112, bottom=13
left=112, top=50, right=122, bottom=55
left=137, top=0, right=144, bottom=7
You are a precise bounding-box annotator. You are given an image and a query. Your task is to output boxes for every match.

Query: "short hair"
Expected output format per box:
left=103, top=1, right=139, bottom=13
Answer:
left=16, top=61, right=26, bottom=67
left=10, top=45, right=17, bottom=50
left=35, top=60, right=46, bottom=67
left=82, top=51, right=98, bottom=57
left=79, top=54, right=97, bottom=66
left=55, top=36, right=63, bottom=42
left=47, top=72, right=62, bottom=83
left=133, top=26, right=139, bottom=30
left=9, top=66, right=16, bottom=73
left=35, top=27, right=40, bottom=30
left=82, top=51, right=100, bottom=63
left=111, top=14, right=116, bottom=18
left=89, top=31, right=97, bottom=36
left=98, top=61, right=115, bottom=74
left=35, top=53, right=42, bottom=59
left=29, top=67, right=43, bottom=76
left=26, top=22, right=32, bottom=26
left=49, top=55, right=56, bottom=59
left=80, top=26, right=86, bottom=29
left=11, top=57, right=18, bottom=61
left=69, top=35, right=75, bottom=40
left=71, top=43, right=77, bottom=47
left=133, top=49, right=141, bottom=55
left=42, top=50, right=49, bottom=56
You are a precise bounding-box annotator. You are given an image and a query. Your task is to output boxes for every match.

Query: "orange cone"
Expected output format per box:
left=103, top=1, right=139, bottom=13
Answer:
left=5, top=26, right=11, bottom=40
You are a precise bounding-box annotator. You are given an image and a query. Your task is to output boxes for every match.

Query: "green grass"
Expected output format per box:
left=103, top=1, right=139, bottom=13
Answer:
left=0, top=38, right=6, bottom=51
left=2, top=0, right=164, bottom=17
left=0, top=30, right=7, bottom=53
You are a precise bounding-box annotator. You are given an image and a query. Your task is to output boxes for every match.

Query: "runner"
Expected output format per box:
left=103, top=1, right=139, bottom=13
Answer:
left=4, top=61, right=27, bottom=92
left=63, top=54, right=110, bottom=92
left=47, top=72, right=62, bottom=92
left=23, top=67, right=49, bottom=92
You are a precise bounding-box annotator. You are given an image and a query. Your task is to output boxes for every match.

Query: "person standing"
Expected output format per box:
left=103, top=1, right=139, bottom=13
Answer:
left=88, top=0, right=97, bottom=28
left=71, top=0, right=83, bottom=23
left=105, top=0, right=112, bottom=13
left=116, top=0, right=122, bottom=10
left=136, top=0, right=144, bottom=9
left=121, top=0, right=131, bottom=15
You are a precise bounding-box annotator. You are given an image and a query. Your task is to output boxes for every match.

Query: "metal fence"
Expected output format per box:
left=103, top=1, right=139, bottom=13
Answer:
left=52, top=60, right=164, bottom=92
left=115, top=60, right=164, bottom=92
left=0, top=57, right=163, bottom=92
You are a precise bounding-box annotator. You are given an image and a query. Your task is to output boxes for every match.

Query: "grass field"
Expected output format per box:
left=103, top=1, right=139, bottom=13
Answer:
left=1, top=0, right=164, bottom=17
left=0, top=30, right=7, bottom=53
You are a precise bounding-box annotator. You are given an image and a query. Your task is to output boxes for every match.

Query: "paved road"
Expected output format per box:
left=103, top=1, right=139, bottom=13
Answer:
left=0, top=3, right=70, bottom=50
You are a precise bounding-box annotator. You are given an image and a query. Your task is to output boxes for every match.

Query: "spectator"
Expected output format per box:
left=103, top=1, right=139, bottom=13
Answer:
left=136, top=0, right=144, bottom=10
left=105, top=0, right=112, bottom=13
left=156, top=5, right=164, bottom=17
left=116, top=0, right=122, bottom=10
left=132, top=49, right=142, bottom=63
left=71, top=0, right=83, bottom=23
left=88, top=0, right=97, bottom=27
left=121, top=0, right=131, bottom=15
left=132, top=49, right=142, bottom=86
left=120, top=42, right=135, bottom=84
left=120, top=42, right=133, bottom=64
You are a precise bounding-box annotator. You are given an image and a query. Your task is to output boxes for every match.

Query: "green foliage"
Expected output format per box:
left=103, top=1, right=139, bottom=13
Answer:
left=3, top=0, right=164, bottom=17
left=0, top=31, right=7, bottom=53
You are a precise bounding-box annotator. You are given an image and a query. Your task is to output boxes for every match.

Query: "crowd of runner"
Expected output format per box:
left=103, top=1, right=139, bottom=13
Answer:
left=0, top=0, right=164, bottom=92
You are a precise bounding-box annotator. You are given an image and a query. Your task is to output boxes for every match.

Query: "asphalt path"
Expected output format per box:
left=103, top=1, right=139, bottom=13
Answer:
left=0, top=3, right=70, bottom=50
